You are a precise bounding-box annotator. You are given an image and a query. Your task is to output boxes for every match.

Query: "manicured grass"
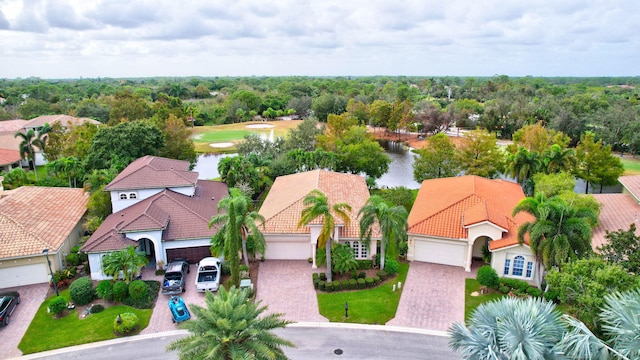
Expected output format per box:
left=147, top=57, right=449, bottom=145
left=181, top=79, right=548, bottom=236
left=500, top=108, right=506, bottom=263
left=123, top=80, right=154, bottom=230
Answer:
left=190, top=120, right=302, bottom=153
left=195, top=129, right=255, bottom=142
left=621, top=157, right=640, bottom=175
left=464, top=278, right=505, bottom=322
left=19, top=289, right=152, bottom=355
left=317, top=262, right=409, bottom=325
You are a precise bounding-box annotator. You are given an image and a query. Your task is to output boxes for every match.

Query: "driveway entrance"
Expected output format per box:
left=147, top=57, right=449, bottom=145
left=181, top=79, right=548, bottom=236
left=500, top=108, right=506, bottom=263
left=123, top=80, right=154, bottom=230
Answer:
left=387, top=262, right=470, bottom=331
left=255, top=260, right=327, bottom=323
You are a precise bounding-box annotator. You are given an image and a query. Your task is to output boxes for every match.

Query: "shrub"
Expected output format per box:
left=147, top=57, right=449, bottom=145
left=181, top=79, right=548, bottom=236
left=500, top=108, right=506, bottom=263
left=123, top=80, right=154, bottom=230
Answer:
left=351, top=270, right=358, bottom=280
left=376, top=270, right=387, bottom=281
left=357, top=278, right=366, bottom=289
left=476, top=265, right=499, bottom=288
left=318, top=281, right=326, bottom=291
left=312, top=273, right=319, bottom=280
left=70, top=277, right=94, bottom=305
left=358, top=260, right=373, bottom=270
left=526, top=287, right=542, bottom=297
left=48, top=296, right=68, bottom=315
left=325, top=282, right=333, bottom=292
left=113, top=281, right=128, bottom=302
left=349, top=279, right=357, bottom=290
left=221, top=262, right=231, bottom=276
left=319, top=272, right=327, bottom=281
left=128, top=280, right=148, bottom=302
left=358, top=271, right=366, bottom=279
left=498, top=285, right=510, bottom=294
left=373, top=276, right=381, bottom=285
left=365, top=277, right=374, bottom=288
left=66, top=253, right=81, bottom=266
left=384, top=259, right=400, bottom=276
left=91, top=304, right=105, bottom=313
left=544, top=289, right=559, bottom=302
left=499, top=278, right=529, bottom=292
left=239, top=264, right=249, bottom=272
left=313, top=278, right=320, bottom=289
left=341, top=280, right=349, bottom=290
left=96, top=280, right=114, bottom=301
left=113, top=312, right=139, bottom=335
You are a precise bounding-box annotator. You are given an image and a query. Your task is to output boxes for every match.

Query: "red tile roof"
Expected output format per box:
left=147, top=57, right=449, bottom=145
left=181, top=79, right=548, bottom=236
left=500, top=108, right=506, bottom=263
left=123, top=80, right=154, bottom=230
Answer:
left=23, top=115, right=100, bottom=129
left=619, top=175, right=640, bottom=202
left=82, top=180, right=228, bottom=252
left=0, top=148, right=21, bottom=166
left=105, top=155, right=198, bottom=191
left=0, top=186, right=88, bottom=258
left=259, top=170, right=373, bottom=238
left=591, top=193, right=640, bottom=250
left=0, top=120, right=27, bottom=134
left=407, top=176, right=531, bottom=250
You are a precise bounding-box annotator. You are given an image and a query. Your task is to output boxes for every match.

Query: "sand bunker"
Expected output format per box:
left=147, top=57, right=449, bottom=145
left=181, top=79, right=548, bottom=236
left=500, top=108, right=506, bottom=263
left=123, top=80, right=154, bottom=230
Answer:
left=246, top=124, right=274, bottom=129
left=209, top=142, right=234, bottom=148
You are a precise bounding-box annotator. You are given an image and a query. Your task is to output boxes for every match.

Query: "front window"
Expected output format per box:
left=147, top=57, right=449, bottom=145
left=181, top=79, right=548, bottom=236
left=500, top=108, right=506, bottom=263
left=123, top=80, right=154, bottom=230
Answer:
left=512, top=256, right=525, bottom=276
left=119, top=193, right=127, bottom=200
left=345, top=241, right=368, bottom=259
left=503, top=259, right=511, bottom=275
left=129, top=192, right=137, bottom=199
left=526, top=262, right=533, bottom=278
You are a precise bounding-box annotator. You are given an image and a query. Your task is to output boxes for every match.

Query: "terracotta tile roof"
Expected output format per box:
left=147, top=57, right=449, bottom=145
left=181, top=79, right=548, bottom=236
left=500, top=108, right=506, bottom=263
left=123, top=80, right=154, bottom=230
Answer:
left=0, top=120, right=27, bottom=134
left=0, top=133, right=23, bottom=151
left=0, top=186, right=88, bottom=258
left=0, top=148, right=21, bottom=166
left=618, top=175, right=640, bottom=202
left=591, top=194, right=640, bottom=250
left=105, top=155, right=198, bottom=191
left=407, top=176, right=531, bottom=250
left=82, top=180, right=228, bottom=252
left=260, top=170, right=372, bottom=238
left=23, top=115, right=101, bottom=128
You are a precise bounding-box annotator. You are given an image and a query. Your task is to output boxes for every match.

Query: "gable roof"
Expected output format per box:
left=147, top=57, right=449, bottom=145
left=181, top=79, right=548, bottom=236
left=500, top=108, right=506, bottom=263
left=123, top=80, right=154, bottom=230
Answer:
left=618, top=175, right=640, bottom=202
left=0, top=186, right=88, bottom=259
left=82, top=180, right=228, bottom=252
left=259, top=170, right=371, bottom=238
left=591, top=193, right=640, bottom=250
left=407, top=176, right=531, bottom=250
left=0, top=119, right=27, bottom=134
left=23, top=115, right=101, bottom=129
left=105, top=155, right=198, bottom=191
left=0, top=148, right=21, bottom=166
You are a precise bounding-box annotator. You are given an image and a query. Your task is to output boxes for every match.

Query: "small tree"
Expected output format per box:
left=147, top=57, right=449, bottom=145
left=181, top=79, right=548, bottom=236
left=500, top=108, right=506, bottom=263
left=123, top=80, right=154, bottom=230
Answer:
left=128, top=280, right=148, bottom=302
left=332, top=243, right=358, bottom=275
left=598, top=223, right=640, bottom=274
left=70, top=277, right=94, bottom=305
left=476, top=265, right=499, bottom=288
left=48, top=296, right=68, bottom=316
left=96, top=280, right=114, bottom=301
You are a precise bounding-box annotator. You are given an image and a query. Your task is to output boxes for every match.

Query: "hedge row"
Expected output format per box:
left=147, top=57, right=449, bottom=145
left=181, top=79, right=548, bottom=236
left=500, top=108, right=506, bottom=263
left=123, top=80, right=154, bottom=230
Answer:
left=312, top=273, right=384, bottom=292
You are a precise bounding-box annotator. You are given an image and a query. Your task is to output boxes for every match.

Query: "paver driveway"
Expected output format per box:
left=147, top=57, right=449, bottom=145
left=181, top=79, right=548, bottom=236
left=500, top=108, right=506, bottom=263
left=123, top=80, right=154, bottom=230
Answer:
left=387, top=262, right=472, bottom=332
left=0, top=283, right=49, bottom=360
left=255, top=260, right=327, bottom=323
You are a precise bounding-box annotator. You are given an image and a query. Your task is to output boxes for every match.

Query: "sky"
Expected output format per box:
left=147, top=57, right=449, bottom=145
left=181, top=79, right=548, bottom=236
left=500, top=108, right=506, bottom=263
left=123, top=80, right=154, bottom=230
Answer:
left=0, top=0, right=638, bottom=79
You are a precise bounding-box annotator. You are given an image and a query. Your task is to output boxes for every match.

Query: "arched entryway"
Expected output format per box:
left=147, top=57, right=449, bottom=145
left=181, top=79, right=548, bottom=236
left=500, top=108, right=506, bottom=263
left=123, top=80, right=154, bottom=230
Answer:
left=138, top=238, right=156, bottom=268
left=472, top=236, right=492, bottom=263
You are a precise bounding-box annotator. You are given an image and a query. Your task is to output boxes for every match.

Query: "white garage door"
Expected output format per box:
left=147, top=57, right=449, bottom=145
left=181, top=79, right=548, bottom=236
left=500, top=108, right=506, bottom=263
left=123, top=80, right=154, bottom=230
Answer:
left=414, top=239, right=466, bottom=267
left=264, top=241, right=310, bottom=260
left=0, top=263, right=50, bottom=288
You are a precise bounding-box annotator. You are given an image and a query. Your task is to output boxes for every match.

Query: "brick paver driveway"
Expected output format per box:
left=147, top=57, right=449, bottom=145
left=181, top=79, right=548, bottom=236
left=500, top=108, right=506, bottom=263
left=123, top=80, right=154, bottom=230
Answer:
left=255, top=260, right=327, bottom=323
left=0, top=283, right=50, bottom=360
left=387, top=262, right=471, bottom=332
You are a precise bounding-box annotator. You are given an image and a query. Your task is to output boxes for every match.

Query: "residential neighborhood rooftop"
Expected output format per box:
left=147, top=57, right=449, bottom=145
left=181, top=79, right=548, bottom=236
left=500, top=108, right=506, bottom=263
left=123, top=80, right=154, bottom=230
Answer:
left=23, top=115, right=101, bottom=129
left=0, top=148, right=21, bottom=166
left=592, top=193, right=640, bottom=250
left=104, top=155, right=198, bottom=191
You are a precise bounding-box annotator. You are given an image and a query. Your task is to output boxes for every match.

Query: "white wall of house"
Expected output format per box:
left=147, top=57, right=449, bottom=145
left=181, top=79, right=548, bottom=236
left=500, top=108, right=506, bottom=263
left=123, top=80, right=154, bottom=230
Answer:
left=168, top=185, right=195, bottom=197
left=466, top=222, right=505, bottom=242
left=88, top=252, right=112, bottom=280
left=491, top=244, right=539, bottom=286
left=110, top=188, right=162, bottom=212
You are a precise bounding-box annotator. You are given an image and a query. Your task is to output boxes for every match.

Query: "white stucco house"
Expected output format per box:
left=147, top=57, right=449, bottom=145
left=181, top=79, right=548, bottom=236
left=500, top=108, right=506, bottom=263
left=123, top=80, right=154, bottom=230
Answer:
left=407, top=176, right=540, bottom=286
left=259, top=169, right=379, bottom=268
left=81, top=155, right=228, bottom=280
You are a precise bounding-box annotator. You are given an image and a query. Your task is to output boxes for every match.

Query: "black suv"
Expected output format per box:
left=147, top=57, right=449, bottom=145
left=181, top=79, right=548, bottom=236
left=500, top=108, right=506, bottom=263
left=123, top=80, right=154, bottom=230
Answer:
left=161, top=259, right=190, bottom=295
left=0, top=291, right=20, bottom=326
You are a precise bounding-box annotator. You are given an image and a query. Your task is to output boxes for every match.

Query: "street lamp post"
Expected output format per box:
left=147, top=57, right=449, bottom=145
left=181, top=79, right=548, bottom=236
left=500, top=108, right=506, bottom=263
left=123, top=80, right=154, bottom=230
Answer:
left=43, top=249, right=59, bottom=297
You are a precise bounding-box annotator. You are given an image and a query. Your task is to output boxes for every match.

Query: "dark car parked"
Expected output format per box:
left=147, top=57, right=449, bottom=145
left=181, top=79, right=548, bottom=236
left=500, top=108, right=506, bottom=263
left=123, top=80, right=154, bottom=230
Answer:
left=161, top=258, right=190, bottom=295
left=0, top=291, right=20, bottom=326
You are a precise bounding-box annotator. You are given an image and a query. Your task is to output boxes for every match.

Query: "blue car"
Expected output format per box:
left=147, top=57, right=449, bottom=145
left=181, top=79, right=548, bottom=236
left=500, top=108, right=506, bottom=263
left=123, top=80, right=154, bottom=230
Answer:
left=168, top=296, right=191, bottom=323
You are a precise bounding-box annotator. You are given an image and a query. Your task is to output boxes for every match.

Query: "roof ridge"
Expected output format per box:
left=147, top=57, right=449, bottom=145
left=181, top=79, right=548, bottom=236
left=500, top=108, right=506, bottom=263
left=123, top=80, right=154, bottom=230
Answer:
left=410, top=193, right=478, bottom=231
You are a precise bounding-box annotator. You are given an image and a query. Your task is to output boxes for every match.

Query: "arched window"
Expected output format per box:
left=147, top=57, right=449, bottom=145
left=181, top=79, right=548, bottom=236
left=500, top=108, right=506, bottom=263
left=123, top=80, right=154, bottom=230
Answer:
left=512, top=255, right=525, bottom=277
left=119, top=193, right=127, bottom=200
left=129, top=193, right=137, bottom=199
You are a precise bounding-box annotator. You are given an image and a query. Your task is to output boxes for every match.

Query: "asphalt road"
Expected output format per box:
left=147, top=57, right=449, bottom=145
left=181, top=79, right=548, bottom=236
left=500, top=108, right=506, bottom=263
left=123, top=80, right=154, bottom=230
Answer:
left=16, top=324, right=460, bottom=360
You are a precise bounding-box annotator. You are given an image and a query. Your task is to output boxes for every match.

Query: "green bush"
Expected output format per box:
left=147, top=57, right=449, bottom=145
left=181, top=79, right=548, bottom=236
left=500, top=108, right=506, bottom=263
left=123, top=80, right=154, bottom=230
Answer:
left=325, top=282, right=333, bottom=292
left=96, top=280, right=114, bottom=301
left=221, top=262, right=231, bottom=275
left=476, top=265, right=499, bottom=288
left=350, top=270, right=358, bottom=280
left=358, top=260, right=373, bottom=269
left=113, top=281, right=128, bottom=302
left=526, top=287, right=542, bottom=297
left=313, top=279, right=320, bottom=289
left=365, top=277, right=374, bottom=288
left=318, top=281, right=326, bottom=291
left=499, top=278, right=529, bottom=292
left=373, top=276, right=381, bottom=285
left=358, top=271, right=366, bottom=279
left=113, top=312, right=139, bottom=335
left=349, top=279, right=357, bottom=290
left=341, top=280, right=349, bottom=290
left=544, top=289, right=559, bottom=302
left=376, top=270, right=387, bottom=281
left=312, top=273, right=319, bottom=280
left=498, top=285, right=510, bottom=294
left=319, top=272, right=327, bottom=281
left=357, top=278, right=366, bottom=289
left=384, top=259, right=400, bottom=276
left=48, top=296, right=68, bottom=315
left=128, top=280, right=148, bottom=302
left=91, top=304, right=105, bottom=313
left=66, top=253, right=81, bottom=266
left=69, top=277, right=94, bottom=305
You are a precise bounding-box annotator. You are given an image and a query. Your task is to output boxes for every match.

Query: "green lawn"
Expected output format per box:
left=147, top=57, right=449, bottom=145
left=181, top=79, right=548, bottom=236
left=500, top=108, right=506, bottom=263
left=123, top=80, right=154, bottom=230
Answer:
left=464, top=278, right=505, bottom=321
left=19, top=289, right=152, bottom=355
left=193, top=129, right=255, bottom=143
left=621, top=157, right=640, bottom=175
left=317, top=263, right=409, bottom=324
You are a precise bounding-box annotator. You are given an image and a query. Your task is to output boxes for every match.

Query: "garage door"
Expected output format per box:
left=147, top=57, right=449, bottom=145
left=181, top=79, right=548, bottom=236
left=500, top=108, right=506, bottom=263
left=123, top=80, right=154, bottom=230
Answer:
left=0, top=263, right=49, bottom=288
left=166, top=246, right=212, bottom=264
left=414, top=239, right=466, bottom=267
left=264, top=241, right=310, bottom=260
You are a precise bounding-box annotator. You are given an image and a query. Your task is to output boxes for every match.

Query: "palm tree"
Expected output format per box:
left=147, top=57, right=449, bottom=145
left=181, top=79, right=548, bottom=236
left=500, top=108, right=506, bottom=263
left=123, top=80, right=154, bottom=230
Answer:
left=358, top=195, right=408, bottom=271
left=506, top=147, right=542, bottom=193
left=512, top=193, right=597, bottom=273
left=298, top=189, right=351, bottom=283
left=210, top=200, right=242, bottom=287
left=544, top=144, right=576, bottom=174
left=101, top=245, right=148, bottom=283
left=15, top=129, right=45, bottom=181
left=167, top=287, right=294, bottom=360
left=449, top=297, right=567, bottom=359
left=209, top=188, right=266, bottom=268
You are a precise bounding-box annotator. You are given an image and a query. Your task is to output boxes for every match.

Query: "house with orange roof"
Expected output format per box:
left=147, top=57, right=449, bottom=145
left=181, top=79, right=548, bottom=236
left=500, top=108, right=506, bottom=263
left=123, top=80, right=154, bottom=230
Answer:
left=0, top=148, right=21, bottom=173
left=407, top=176, right=540, bottom=285
left=591, top=175, right=640, bottom=251
left=0, top=186, right=88, bottom=288
left=81, top=156, right=228, bottom=280
left=259, top=170, right=378, bottom=267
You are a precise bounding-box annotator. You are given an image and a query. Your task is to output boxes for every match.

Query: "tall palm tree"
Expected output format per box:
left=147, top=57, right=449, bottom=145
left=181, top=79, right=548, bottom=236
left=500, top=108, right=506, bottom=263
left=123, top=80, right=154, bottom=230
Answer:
left=167, top=287, right=294, bottom=360
left=449, top=297, right=567, bottom=359
left=512, top=193, right=597, bottom=273
left=101, top=245, right=148, bottom=282
left=209, top=188, right=266, bottom=268
left=210, top=200, right=242, bottom=287
left=544, top=144, right=576, bottom=174
left=358, top=195, right=408, bottom=271
left=506, top=147, right=542, bottom=192
left=298, top=189, right=351, bottom=283
left=15, top=129, right=45, bottom=181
